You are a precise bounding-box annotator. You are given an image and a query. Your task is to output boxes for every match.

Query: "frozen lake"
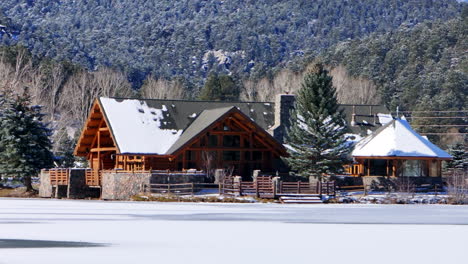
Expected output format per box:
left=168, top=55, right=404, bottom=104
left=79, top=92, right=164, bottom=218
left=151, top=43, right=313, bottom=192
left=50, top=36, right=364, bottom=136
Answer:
left=1, top=198, right=467, bottom=264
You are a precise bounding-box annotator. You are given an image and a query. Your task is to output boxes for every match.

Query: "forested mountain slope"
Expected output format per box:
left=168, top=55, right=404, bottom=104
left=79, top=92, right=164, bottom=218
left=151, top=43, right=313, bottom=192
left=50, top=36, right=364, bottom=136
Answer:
left=323, top=16, right=467, bottom=144
left=323, top=17, right=467, bottom=113
left=0, top=0, right=463, bottom=87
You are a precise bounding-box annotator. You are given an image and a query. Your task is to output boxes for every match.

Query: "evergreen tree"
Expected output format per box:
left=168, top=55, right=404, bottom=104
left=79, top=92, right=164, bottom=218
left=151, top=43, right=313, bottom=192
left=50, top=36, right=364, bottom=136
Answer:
left=198, top=73, right=239, bottom=101
left=53, top=128, right=75, bottom=168
left=446, top=142, right=468, bottom=172
left=284, top=64, right=349, bottom=180
left=0, top=90, right=54, bottom=191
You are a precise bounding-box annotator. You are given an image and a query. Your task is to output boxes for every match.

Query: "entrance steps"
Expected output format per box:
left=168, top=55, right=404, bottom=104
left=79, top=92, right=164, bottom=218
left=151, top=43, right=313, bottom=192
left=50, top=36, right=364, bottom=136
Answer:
left=278, top=194, right=323, bottom=204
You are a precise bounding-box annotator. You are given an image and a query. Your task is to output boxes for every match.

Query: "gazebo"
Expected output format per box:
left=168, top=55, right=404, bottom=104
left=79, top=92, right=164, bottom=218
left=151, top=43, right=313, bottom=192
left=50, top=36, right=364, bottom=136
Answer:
left=351, top=119, right=452, bottom=177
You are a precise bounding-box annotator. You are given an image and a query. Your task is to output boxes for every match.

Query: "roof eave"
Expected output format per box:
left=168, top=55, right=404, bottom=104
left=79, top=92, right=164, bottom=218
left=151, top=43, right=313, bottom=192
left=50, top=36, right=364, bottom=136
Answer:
left=353, top=155, right=452, bottom=160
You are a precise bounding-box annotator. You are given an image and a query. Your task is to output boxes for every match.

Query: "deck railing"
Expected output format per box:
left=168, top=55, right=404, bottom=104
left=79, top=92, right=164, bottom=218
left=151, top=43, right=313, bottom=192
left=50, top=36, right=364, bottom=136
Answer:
left=48, top=169, right=70, bottom=185
left=85, top=169, right=101, bottom=186
left=343, top=164, right=363, bottom=176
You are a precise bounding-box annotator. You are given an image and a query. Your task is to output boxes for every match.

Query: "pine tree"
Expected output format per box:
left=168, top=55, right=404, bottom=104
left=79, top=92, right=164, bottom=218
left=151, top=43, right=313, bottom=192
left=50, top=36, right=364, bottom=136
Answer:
left=284, top=64, right=350, bottom=180
left=54, top=128, right=75, bottom=168
left=0, top=90, right=54, bottom=191
left=446, top=142, right=468, bottom=172
left=198, top=73, right=239, bottom=101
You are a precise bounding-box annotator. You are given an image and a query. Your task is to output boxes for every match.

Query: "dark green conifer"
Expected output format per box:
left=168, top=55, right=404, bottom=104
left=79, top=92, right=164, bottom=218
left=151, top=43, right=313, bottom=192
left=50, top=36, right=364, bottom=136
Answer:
left=284, top=64, right=349, bottom=180
left=0, top=90, right=54, bottom=191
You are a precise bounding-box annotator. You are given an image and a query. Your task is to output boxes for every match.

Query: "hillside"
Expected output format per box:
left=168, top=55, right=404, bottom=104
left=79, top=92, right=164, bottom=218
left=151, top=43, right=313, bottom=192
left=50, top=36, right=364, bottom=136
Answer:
left=323, top=16, right=467, bottom=144
left=0, top=0, right=463, bottom=88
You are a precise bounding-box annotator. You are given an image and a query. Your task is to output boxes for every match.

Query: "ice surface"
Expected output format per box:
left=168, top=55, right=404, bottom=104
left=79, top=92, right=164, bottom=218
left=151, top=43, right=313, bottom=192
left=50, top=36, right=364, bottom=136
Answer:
left=1, top=199, right=467, bottom=264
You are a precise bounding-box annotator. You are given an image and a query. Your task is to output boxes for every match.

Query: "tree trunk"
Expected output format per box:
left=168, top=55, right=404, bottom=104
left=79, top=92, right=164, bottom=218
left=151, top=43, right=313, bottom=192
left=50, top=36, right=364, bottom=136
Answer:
left=23, top=175, right=34, bottom=192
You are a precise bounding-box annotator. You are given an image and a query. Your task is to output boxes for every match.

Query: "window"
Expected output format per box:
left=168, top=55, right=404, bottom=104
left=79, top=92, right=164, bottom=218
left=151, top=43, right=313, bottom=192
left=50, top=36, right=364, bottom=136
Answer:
left=186, top=151, right=196, bottom=161
left=208, top=135, right=218, bottom=147
left=369, top=159, right=387, bottom=176
left=252, top=151, right=262, bottom=161
left=223, top=135, right=240, bottom=147
left=223, top=151, right=240, bottom=161
left=403, top=160, right=426, bottom=177
left=244, top=151, right=251, bottom=161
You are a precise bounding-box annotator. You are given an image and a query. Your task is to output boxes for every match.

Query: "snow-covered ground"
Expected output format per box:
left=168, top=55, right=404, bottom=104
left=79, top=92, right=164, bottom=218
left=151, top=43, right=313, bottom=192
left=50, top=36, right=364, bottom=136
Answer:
left=1, top=198, right=468, bottom=264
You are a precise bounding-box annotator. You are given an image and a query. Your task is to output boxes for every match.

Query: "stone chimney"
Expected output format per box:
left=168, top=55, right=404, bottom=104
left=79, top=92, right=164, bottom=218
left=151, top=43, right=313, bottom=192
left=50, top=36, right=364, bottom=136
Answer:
left=270, top=94, right=296, bottom=143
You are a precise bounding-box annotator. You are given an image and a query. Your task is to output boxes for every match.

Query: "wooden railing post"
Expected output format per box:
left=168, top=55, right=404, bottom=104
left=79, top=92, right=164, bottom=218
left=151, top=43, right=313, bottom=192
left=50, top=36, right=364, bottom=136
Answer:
left=255, top=180, right=259, bottom=198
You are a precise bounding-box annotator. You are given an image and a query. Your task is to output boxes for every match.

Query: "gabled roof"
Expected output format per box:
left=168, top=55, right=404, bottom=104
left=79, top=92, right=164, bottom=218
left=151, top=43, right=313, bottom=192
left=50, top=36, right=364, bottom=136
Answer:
left=102, top=97, right=275, bottom=132
left=90, top=97, right=390, bottom=156
left=166, top=107, right=235, bottom=154
left=98, top=98, right=283, bottom=155
left=352, top=119, right=452, bottom=159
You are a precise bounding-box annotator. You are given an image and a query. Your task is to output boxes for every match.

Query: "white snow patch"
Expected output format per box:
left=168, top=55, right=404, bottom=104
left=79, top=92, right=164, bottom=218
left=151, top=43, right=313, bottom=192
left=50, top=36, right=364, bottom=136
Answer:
left=161, top=105, right=168, bottom=111
left=377, top=113, right=393, bottom=125
left=345, top=133, right=363, bottom=144
left=99, top=98, right=182, bottom=154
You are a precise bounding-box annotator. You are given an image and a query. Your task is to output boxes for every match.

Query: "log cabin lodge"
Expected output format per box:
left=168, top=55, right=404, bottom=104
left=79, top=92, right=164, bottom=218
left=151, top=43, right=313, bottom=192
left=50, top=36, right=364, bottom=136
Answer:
left=39, top=95, right=453, bottom=199
left=73, top=95, right=393, bottom=180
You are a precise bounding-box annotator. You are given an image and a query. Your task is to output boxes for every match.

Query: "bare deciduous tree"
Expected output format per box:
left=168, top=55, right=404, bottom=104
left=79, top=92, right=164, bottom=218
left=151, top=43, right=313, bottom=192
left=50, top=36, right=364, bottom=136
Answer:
left=58, top=67, right=133, bottom=129
left=446, top=170, right=468, bottom=204
left=241, top=64, right=381, bottom=104
left=201, top=151, right=216, bottom=181
left=140, top=75, right=185, bottom=99
left=330, top=65, right=381, bottom=104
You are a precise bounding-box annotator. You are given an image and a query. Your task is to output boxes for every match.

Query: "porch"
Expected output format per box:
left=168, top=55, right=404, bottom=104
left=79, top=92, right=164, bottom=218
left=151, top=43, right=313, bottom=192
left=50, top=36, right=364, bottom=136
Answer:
left=344, top=157, right=444, bottom=178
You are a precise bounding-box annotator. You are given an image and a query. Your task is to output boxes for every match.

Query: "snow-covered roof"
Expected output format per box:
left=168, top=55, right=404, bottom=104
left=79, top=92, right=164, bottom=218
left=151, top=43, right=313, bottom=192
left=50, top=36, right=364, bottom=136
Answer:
left=352, top=119, right=452, bottom=159
left=95, top=97, right=391, bottom=155
left=100, top=98, right=182, bottom=154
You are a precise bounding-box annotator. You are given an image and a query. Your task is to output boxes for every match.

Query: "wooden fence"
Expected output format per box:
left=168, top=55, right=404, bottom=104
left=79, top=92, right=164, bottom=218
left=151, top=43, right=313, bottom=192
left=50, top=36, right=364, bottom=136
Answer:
left=146, top=183, right=195, bottom=195
left=145, top=183, right=220, bottom=196
left=221, top=176, right=335, bottom=198
left=279, top=181, right=335, bottom=196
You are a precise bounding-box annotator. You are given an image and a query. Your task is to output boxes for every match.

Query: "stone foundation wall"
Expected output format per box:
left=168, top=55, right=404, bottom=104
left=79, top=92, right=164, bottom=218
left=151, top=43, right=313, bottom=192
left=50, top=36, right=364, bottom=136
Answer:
left=101, top=172, right=151, bottom=200
left=39, top=170, right=52, bottom=198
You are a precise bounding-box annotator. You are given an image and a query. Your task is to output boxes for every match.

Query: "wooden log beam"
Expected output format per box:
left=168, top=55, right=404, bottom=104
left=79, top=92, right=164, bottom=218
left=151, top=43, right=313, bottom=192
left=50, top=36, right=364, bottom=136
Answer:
left=90, top=147, right=117, bottom=152
left=187, top=147, right=268, bottom=151
left=210, top=131, right=248, bottom=135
